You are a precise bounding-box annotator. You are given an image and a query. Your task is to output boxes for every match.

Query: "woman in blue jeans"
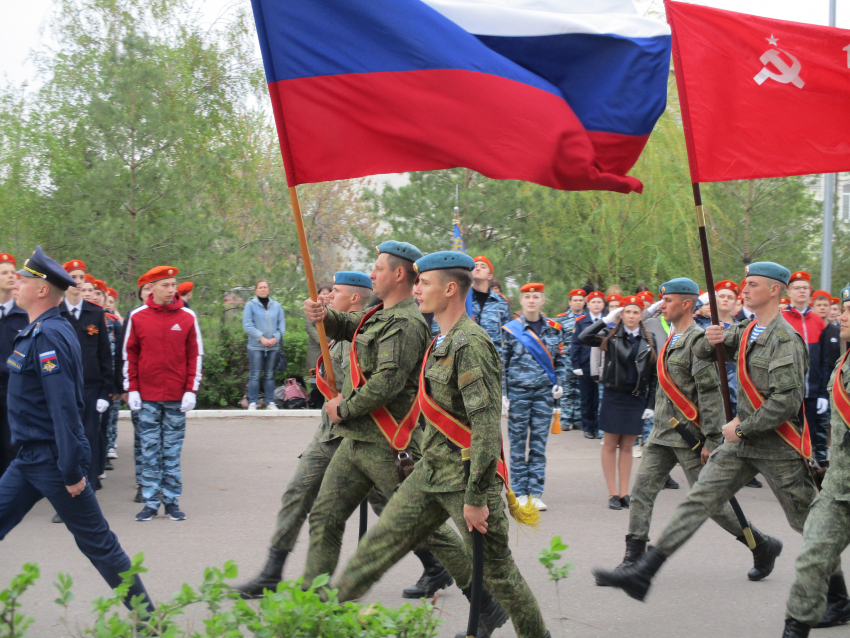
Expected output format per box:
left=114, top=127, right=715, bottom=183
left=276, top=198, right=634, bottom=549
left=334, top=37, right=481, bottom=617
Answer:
left=242, top=280, right=286, bottom=410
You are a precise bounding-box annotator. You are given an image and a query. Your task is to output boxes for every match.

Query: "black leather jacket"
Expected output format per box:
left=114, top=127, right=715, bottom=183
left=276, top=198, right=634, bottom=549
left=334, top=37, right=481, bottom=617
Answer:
left=578, top=319, right=657, bottom=402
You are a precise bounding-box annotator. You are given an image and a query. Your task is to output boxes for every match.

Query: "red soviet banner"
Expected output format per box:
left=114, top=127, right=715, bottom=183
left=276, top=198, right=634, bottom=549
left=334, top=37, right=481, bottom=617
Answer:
left=665, top=0, right=850, bottom=182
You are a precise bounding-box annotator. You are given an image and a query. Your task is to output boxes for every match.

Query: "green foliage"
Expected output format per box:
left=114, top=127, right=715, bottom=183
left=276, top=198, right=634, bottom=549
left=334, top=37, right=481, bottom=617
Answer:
left=0, top=563, right=38, bottom=637
left=538, top=536, right=573, bottom=583
left=196, top=323, right=251, bottom=408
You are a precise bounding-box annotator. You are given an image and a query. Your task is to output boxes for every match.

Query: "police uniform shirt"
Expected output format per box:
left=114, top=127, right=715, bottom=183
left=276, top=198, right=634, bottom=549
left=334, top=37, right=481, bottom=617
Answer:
left=7, top=307, right=88, bottom=485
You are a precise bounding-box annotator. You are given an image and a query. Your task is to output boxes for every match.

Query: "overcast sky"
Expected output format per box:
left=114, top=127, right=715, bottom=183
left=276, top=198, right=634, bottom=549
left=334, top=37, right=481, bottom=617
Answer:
left=1, top=0, right=848, bottom=91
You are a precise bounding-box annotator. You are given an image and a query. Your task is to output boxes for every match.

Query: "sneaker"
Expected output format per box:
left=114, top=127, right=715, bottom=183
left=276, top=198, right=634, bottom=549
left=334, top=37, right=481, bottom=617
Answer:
left=164, top=504, right=186, bottom=521
left=135, top=506, right=158, bottom=522
left=98, top=473, right=107, bottom=480
left=531, top=497, right=548, bottom=511
left=107, top=448, right=118, bottom=459
left=248, top=402, right=257, bottom=411
left=516, top=495, right=529, bottom=507
left=632, top=445, right=642, bottom=458
left=266, top=402, right=279, bottom=411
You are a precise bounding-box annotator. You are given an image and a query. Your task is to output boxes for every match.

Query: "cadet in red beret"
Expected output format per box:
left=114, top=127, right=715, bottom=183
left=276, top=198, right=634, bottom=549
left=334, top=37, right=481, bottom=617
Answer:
left=0, top=252, right=28, bottom=473
left=713, top=281, right=739, bottom=327
left=606, top=293, right=622, bottom=309
left=555, top=288, right=591, bottom=432
left=572, top=290, right=607, bottom=439
left=470, top=257, right=510, bottom=355
left=177, top=281, right=194, bottom=308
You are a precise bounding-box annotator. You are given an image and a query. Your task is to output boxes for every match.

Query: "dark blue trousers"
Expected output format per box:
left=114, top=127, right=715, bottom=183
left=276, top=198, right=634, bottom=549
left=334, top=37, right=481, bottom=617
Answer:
left=805, top=397, right=828, bottom=464
left=82, top=386, right=102, bottom=490
left=578, top=373, right=599, bottom=434
left=0, top=442, right=151, bottom=611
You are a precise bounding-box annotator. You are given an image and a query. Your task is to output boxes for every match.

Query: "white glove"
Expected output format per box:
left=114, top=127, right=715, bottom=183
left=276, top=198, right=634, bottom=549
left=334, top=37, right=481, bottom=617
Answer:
left=552, top=385, right=564, bottom=400
left=646, top=300, right=663, bottom=315
left=602, top=307, right=624, bottom=324
left=128, top=391, right=142, bottom=411
left=95, top=399, right=110, bottom=414
left=181, top=392, right=197, bottom=413
left=817, top=398, right=829, bottom=414
left=572, top=369, right=584, bottom=376
left=642, top=409, right=655, bottom=420
left=501, top=396, right=510, bottom=417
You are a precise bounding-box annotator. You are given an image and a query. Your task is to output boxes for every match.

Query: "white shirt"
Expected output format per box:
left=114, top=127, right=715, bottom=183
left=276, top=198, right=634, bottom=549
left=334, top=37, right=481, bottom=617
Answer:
left=0, top=299, right=14, bottom=317
left=625, top=326, right=641, bottom=337
left=64, top=298, right=83, bottom=318
left=740, top=306, right=755, bottom=321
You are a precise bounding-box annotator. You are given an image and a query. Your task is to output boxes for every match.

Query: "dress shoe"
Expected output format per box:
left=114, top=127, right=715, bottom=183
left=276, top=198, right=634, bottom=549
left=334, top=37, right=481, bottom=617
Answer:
left=663, top=475, right=679, bottom=489
left=746, top=477, right=763, bottom=488
left=619, top=495, right=630, bottom=509
left=584, top=431, right=595, bottom=440
left=608, top=495, right=622, bottom=510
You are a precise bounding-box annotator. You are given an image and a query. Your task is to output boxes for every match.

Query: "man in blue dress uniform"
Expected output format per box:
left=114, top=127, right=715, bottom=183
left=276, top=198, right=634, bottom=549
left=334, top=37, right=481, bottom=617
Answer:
left=0, top=247, right=153, bottom=613
left=571, top=290, right=606, bottom=439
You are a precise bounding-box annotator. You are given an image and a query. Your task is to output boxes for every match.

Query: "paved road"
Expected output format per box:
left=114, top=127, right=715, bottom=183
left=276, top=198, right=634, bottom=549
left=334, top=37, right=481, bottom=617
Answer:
left=1, top=416, right=847, bottom=638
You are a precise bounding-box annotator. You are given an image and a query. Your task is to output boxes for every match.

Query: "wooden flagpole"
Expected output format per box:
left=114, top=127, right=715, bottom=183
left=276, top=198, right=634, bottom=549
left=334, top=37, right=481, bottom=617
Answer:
left=288, top=185, right=337, bottom=397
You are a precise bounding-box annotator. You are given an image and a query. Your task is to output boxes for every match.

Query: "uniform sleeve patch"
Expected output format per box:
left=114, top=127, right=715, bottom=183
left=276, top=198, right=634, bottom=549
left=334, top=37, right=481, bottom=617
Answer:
left=39, top=350, right=60, bottom=375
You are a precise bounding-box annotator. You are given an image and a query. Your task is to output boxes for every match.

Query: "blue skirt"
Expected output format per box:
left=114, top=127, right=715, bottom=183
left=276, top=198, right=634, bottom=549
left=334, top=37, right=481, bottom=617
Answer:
left=599, top=386, right=646, bottom=435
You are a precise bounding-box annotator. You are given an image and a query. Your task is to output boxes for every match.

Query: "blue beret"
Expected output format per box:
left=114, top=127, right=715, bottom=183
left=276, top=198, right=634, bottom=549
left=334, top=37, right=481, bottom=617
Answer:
left=333, top=271, right=372, bottom=289
left=841, top=285, right=850, bottom=304
left=659, top=277, right=699, bottom=296
left=18, top=246, right=76, bottom=291
left=375, top=240, right=423, bottom=263
left=745, top=261, right=791, bottom=286
left=413, top=251, right=475, bottom=274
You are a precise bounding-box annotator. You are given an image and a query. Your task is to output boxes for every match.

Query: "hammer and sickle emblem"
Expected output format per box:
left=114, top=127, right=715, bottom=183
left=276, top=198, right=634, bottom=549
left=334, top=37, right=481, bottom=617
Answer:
left=754, top=48, right=805, bottom=89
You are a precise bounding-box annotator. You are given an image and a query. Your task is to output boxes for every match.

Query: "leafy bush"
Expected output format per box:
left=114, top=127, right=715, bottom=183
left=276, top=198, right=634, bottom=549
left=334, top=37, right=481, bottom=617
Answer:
left=2, top=556, right=441, bottom=637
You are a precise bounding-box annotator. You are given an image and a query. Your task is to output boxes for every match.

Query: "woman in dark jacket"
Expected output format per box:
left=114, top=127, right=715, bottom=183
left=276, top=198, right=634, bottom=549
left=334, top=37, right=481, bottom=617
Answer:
left=579, top=295, right=658, bottom=510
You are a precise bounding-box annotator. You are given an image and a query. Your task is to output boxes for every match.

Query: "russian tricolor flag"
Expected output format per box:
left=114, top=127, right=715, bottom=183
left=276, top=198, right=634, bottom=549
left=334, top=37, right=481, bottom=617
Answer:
left=251, top=0, right=671, bottom=194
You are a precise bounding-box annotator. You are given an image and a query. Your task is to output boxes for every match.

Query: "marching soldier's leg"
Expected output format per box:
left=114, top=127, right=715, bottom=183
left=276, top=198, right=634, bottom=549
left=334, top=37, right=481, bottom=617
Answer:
left=443, top=487, right=548, bottom=638
left=754, top=457, right=817, bottom=535
left=236, top=433, right=340, bottom=598
left=302, top=438, right=377, bottom=584
left=507, top=389, right=532, bottom=498
left=786, top=493, right=850, bottom=631
left=628, top=442, right=679, bottom=542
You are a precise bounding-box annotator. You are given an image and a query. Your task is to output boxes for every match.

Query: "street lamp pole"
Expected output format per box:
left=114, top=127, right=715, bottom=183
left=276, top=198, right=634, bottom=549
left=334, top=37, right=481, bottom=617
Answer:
left=821, top=0, right=837, bottom=293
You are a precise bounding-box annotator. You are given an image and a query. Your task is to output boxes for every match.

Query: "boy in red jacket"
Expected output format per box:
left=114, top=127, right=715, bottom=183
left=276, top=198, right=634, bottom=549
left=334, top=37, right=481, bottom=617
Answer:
left=123, top=266, right=203, bottom=521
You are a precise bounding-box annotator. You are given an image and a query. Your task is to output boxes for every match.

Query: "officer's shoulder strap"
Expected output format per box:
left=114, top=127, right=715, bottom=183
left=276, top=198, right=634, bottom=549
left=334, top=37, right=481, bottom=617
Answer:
left=575, top=314, right=586, bottom=322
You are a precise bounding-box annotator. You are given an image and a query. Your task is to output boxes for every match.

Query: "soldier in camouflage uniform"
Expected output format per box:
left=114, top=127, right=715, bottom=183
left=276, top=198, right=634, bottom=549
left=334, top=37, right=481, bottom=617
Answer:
left=333, top=251, right=549, bottom=638
left=783, top=285, right=850, bottom=638
left=597, top=278, right=781, bottom=587
left=594, top=263, right=821, bottom=603
left=300, top=242, right=474, bottom=607
left=556, top=289, right=588, bottom=430
left=470, top=256, right=511, bottom=355
left=501, top=283, right=565, bottom=510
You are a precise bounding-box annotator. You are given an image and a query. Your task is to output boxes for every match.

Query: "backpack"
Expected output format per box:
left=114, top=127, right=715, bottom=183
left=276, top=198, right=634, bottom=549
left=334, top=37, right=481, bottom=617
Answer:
left=277, top=378, right=309, bottom=409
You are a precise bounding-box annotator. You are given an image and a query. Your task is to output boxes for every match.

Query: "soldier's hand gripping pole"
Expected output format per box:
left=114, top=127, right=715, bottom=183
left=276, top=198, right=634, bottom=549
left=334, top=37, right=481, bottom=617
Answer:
left=462, top=447, right=484, bottom=638
left=669, top=418, right=756, bottom=549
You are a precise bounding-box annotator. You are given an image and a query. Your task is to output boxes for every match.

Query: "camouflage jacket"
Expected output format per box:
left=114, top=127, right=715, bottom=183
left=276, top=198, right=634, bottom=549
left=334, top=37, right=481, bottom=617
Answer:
left=693, top=313, right=808, bottom=460
left=471, top=289, right=511, bottom=356
left=823, top=354, right=850, bottom=501
left=316, top=338, right=351, bottom=443
left=323, top=296, right=429, bottom=445
left=651, top=323, right=726, bottom=450
left=501, top=315, right=566, bottom=395
left=555, top=310, right=579, bottom=381
left=418, top=314, right=503, bottom=507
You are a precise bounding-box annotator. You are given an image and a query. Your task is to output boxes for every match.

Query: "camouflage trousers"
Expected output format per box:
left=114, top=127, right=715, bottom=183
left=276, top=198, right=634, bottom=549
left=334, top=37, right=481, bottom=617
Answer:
left=131, top=410, right=142, bottom=485
left=333, top=470, right=548, bottom=638
left=137, top=401, right=186, bottom=509
left=786, top=491, right=849, bottom=625
left=507, top=388, right=554, bottom=497
left=301, top=437, right=471, bottom=589
left=106, top=400, right=120, bottom=452
left=628, top=441, right=745, bottom=542
left=270, top=430, right=385, bottom=553
left=559, top=369, right=582, bottom=427
left=656, top=445, right=816, bottom=557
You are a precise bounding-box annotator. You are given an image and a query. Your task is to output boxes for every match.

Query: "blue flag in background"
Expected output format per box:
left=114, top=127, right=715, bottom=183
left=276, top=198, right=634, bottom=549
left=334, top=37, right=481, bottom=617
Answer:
left=453, top=212, right=475, bottom=318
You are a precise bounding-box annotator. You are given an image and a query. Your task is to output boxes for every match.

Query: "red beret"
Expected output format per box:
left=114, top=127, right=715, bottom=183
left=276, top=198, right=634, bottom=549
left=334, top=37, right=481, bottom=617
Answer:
left=93, top=279, right=107, bottom=293
left=715, top=280, right=739, bottom=295
left=637, top=291, right=654, bottom=302
left=568, top=288, right=586, bottom=298
left=789, top=271, right=810, bottom=284
left=84, top=274, right=96, bottom=285
left=107, top=287, right=118, bottom=298
left=740, top=278, right=747, bottom=292
left=520, top=282, right=544, bottom=293
left=177, top=281, right=194, bottom=294
left=138, top=265, right=179, bottom=288
left=812, top=290, right=831, bottom=301
left=473, top=256, right=494, bottom=275
left=0, top=253, right=16, bottom=267
left=63, top=259, right=86, bottom=273
left=606, top=294, right=622, bottom=302
left=586, top=291, right=604, bottom=301
left=832, top=297, right=841, bottom=305
left=780, top=297, right=791, bottom=304
left=622, top=295, right=643, bottom=309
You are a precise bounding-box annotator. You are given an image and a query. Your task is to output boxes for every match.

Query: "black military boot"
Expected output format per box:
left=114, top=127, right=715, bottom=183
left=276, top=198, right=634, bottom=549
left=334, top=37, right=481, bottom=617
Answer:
left=741, top=527, right=782, bottom=581
left=235, top=548, right=288, bottom=599
left=817, top=572, right=850, bottom=627
left=403, top=548, right=454, bottom=599
left=782, top=618, right=810, bottom=637
left=453, top=586, right=510, bottom=638
left=596, top=535, right=646, bottom=587
left=592, top=546, right=667, bottom=601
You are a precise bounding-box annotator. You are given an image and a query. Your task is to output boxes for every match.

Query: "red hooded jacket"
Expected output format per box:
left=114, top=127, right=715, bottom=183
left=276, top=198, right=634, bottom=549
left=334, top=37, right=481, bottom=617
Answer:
left=123, top=294, right=203, bottom=401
